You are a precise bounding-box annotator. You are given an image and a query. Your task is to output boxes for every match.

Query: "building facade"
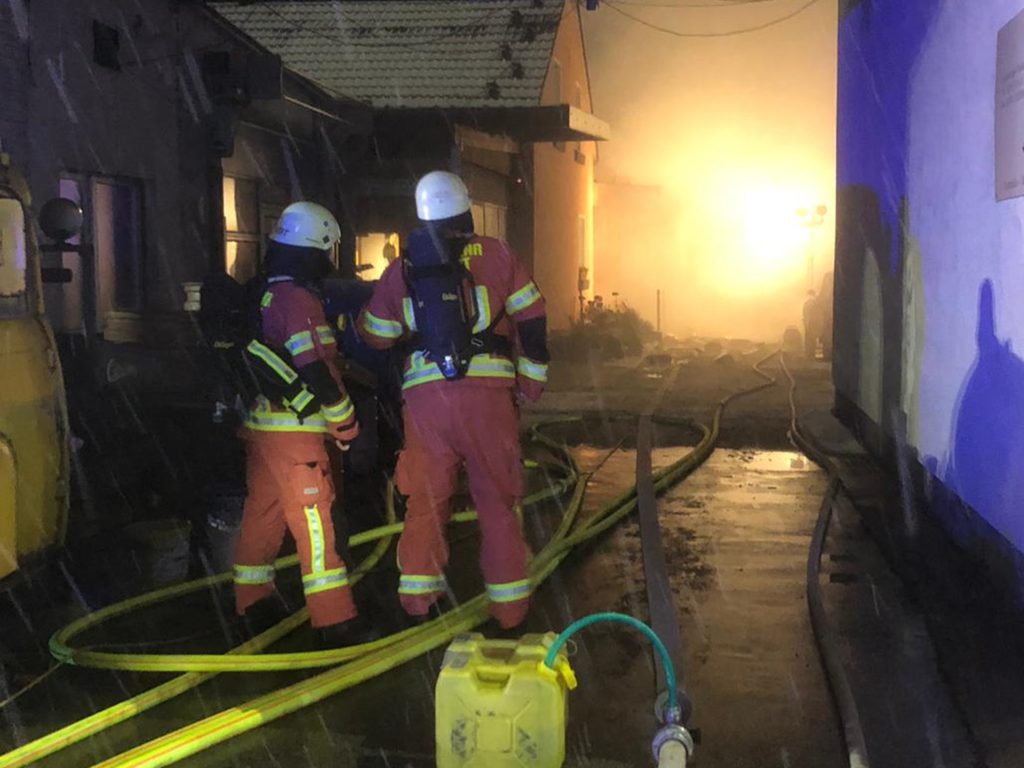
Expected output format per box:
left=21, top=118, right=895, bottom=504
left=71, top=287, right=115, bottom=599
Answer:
left=0, top=0, right=369, bottom=537
left=836, top=0, right=1024, bottom=599
left=0, top=0, right=366, bottom=350
left=215, top=0, right=609, bottom=330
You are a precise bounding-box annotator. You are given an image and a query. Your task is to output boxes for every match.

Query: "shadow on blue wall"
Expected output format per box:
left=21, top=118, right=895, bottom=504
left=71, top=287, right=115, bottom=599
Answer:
left=940, top=281, right=1024, bottom=567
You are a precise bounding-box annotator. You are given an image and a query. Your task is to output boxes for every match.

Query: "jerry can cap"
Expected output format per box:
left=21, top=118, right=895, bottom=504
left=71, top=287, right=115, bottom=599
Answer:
left=536, top=658, right=577, bottom=690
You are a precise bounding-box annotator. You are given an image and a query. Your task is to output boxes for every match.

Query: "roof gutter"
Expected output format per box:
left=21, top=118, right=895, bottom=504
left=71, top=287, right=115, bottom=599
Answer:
left=377, top=104, right=610, bottom=143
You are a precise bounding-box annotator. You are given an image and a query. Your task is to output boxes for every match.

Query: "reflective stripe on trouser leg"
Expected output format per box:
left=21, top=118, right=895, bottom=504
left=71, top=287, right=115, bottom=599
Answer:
left=398, top=573, right=448, bottom=617
left=486, top=578, right=532, bottom=632
left=233, top=564, right=275, bottom=585
left=486, top=579, right=532, bottom=603
left=303, top=505, right=327, bottom=573
left=297, top=503, right=356, bottom=625
left=234, top=441, right=289, bottom=615
left=395, top=401, right=459, bottom=616
left=281, top=460, right=356, bottom=627
left=398, top=574, right=448, bottom=596
left=302, top=567, right=349, bottom=596
left=457, top=387, right=529, bottom=628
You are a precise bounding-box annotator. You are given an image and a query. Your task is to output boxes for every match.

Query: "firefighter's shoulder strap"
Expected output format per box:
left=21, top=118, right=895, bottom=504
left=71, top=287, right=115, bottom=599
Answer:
left=402, top=259, right=511, bottom=360
left=198, top=272, right=319, bottom=419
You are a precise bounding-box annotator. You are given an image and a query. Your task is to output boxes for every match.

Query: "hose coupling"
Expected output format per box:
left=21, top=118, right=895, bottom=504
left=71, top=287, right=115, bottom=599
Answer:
left=654, top=689, right=691, bottom=724
left=652, top=723, right=695, bottom=764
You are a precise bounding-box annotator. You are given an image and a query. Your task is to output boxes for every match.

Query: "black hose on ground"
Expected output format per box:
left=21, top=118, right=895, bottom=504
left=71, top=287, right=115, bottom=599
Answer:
left=781, top=354, right=871, bottom=768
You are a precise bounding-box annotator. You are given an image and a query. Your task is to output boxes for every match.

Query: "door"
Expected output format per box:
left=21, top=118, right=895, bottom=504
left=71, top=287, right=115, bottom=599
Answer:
left=92, top=178, right=143, bottom=329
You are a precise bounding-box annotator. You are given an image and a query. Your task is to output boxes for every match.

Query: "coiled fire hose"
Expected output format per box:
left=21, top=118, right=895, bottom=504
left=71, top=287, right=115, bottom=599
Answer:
left=2, top=353, right=781, bottom=768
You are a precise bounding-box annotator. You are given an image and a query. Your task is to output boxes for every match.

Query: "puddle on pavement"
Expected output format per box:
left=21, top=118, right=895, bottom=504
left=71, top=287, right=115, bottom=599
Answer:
left=727, top=449, right=817, bottom=473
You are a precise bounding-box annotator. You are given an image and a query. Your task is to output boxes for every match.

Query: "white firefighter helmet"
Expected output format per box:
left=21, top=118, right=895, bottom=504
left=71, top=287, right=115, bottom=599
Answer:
left=270, top=202, right=341, bottom=249
left=415, top=171, right=471, bottom=221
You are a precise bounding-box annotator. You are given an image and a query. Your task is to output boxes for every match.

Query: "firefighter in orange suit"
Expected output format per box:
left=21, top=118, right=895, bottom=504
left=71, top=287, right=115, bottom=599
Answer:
left=359, top=171, right=549, bottom=629
left=233, top=202, right=377, bottom=646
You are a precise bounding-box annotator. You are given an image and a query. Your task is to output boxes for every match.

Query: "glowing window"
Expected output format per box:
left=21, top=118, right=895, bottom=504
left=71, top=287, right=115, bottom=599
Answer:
left=355, top=233, right=399, bottom=281
left=223, top=176, right=260, bottom=283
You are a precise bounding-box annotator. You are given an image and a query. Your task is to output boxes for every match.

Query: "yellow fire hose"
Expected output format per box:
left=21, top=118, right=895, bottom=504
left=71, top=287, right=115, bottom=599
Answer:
left=3, top=354, right=779, bottom=768
left=1, top=426, right=580, bottom=768
left=0, top=476, right=405, bottom=768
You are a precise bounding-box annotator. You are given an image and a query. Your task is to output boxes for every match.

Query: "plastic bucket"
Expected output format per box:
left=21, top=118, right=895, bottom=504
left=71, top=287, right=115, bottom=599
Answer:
left=204, top=485, right=245, bottom=575
left=123, top=518, right=192, bottom=587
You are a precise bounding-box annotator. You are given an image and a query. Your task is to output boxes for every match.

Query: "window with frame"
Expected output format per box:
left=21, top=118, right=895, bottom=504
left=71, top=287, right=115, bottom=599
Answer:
left=93, top=20, right=121, bottom=72
left=223, top=176, right=260, bottom=284
left=470, top=202, right=507, bottom=242
left=93, top=177, right=144, bottom=318
left=53, top=174, right=144, bottom=333
left=483, top=203, right=507, bottom=241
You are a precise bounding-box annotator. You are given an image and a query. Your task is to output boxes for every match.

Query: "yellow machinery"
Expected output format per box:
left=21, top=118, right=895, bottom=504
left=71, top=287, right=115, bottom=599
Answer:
left=0, top=152, right=70, bottom=579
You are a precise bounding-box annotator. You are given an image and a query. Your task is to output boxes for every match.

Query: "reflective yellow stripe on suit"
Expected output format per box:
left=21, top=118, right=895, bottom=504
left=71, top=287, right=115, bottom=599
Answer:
left=233, top=564, right=275, bottom=585
left=303, top=505, right=326, bottom=573
left=302, top=568, right=348, bottom=596
left=362, top=311, right=403, bottom=340
left=398, top=574, right=448, bottom=595
left=486, top=579, right=531, bottom=603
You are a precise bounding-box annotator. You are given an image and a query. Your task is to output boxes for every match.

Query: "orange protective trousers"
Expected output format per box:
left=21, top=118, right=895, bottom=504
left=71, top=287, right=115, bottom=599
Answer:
left=233, top=431, right=357, bottom=628
left=395, top=386, right=530, bottom=628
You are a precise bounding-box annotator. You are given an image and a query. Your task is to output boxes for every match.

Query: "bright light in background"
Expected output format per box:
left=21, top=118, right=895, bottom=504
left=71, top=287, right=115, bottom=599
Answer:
left=584, top=0, right=837, bottom=340
left=694, top=174, right=815, bottom=298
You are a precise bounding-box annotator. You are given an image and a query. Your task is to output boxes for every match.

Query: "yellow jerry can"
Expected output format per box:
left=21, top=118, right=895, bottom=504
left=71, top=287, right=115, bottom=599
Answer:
left=0, top=153, right=71, bottom=579
left=436, top=632, right=577, bottom=768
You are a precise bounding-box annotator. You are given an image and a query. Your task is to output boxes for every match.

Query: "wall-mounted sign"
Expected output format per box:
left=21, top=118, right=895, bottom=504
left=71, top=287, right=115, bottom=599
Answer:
left=996, top=9, right=1024, bottom=200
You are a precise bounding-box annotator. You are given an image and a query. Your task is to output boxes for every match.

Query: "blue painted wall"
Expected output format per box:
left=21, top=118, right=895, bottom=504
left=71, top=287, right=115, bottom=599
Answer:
left=837, top=0, right=1024, bottom=564
left=837, top=1, right=940, bottom=269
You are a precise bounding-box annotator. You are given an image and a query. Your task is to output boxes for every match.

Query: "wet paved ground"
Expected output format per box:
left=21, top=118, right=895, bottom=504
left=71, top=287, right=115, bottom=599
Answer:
left=1, top=356, right=1003, bottom=767
left=655, top=449, right=845, bottom=767
left=806, top=407, right=1013, bottom=768
left=1, top=445, right=848, bottom=767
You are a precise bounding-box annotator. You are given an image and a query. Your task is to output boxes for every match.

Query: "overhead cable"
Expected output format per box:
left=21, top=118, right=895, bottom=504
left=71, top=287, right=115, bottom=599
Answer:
left=603, top=0, right=825, bottom=38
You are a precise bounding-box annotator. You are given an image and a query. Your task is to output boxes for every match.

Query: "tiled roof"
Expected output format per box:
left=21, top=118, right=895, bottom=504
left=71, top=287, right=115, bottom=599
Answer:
left=209, top=1, right=566, bottom=108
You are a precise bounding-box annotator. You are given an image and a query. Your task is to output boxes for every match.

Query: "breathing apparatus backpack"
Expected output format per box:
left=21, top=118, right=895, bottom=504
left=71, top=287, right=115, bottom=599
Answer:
left=402, top=229, right=509, bottom=380
left=198, top=272, right=319, bottom=419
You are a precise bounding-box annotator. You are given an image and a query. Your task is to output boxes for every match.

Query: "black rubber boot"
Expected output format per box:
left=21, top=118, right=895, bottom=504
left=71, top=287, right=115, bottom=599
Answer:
left=317, top=616, right=382, bottom=648
left=400, top=597, right=448, bottom=630
left=238, top=595, right=293, bottom=640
